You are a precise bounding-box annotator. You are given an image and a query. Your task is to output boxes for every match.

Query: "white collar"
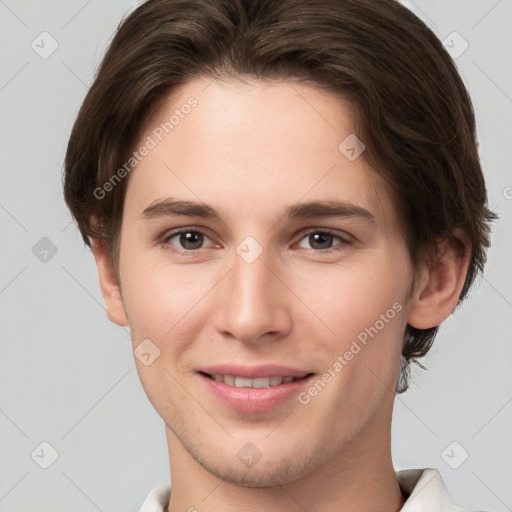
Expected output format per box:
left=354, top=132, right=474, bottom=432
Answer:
left=140, top=468, right=465, bottom=512
left=397, top=468, right=464, bottom=511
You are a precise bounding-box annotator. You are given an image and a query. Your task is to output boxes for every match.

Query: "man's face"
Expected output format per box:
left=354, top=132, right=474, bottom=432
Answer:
left=115, top=77, right=416, bottom=486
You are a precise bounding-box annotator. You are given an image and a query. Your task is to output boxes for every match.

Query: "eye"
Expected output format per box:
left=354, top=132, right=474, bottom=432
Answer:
left=164, top=230, right=213, bottom=251
left=296, top=230, right=351, bottom=252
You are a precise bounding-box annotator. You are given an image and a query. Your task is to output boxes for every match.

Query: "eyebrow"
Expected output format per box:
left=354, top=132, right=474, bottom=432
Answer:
left=140, top=198, right=376, bottom=224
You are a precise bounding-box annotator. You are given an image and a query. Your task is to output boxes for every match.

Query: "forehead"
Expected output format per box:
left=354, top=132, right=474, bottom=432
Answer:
left=124, top=76, right=398, bottom=228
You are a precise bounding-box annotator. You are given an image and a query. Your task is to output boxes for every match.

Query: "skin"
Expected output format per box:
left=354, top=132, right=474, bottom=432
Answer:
left=92, top=76, right=470, bottom=512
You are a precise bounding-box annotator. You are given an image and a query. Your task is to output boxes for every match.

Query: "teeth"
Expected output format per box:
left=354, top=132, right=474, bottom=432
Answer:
left=252, top=377, right=270, bottom=388
left=235, top=377, right=253, bottom=388
left=224, top=375, right=236, bottom=386
left=210, top=374, right=299, bottom=388
left=269, top=376, right=283, bottom=386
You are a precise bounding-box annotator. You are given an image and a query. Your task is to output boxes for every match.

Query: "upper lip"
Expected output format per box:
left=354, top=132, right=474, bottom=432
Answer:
left=198, top=364, right=313, bottom=379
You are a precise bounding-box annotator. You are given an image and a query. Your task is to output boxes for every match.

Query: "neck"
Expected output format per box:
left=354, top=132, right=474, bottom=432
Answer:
left=165, top=413, right=405, bottom=512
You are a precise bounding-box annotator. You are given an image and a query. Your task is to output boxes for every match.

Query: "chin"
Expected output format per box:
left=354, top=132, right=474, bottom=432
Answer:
left=186, top=439, right=323, bottom=489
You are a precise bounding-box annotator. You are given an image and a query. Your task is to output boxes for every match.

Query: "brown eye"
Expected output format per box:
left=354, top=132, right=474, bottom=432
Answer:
left=166, top=231, right=207, bottom=250
left=297, top=230, right=351, bottom=252
left=308, top=232, right=334, bottom=250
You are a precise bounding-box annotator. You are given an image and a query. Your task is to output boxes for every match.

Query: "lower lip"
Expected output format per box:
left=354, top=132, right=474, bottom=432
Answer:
left=199, top=373, right=315, bottom=413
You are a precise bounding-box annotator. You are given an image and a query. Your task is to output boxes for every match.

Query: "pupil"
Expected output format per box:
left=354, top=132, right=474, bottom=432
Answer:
left=310, top=232, right=332, bottom=250
left=181, top=232, right=203, bottom=250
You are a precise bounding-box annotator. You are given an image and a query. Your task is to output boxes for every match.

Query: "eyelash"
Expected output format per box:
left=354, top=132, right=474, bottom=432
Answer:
left=160, top=227, right=353, bottom=255
left=298, top=228, right=353, bottom=253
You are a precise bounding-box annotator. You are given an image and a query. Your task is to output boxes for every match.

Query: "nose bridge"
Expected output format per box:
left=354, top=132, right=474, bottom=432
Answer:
left=233, top=248, right=272, bottom=305
left=213, top=240, right=291, bottom=342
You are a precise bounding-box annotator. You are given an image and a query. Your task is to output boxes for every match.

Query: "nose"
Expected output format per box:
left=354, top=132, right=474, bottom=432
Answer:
left=212, top=245, right=293, bottom=345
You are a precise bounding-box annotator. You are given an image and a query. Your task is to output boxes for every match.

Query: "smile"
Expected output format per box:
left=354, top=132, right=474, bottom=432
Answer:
left=198, top=368, right=315, bottom=413
left=203, top=373, right=301, bottom=388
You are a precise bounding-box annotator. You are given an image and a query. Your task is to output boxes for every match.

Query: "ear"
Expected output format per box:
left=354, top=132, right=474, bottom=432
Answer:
left=407, top=229, right=471, bottom=330
left=90, top=238, right=129, bottom=327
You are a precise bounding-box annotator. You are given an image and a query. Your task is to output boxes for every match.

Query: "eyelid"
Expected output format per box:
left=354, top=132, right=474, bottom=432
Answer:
left=298, top=227, right=353, bottom=242
left=161, top=227, right=218, bottom=252
left=294, top=227, right=353, bottom=253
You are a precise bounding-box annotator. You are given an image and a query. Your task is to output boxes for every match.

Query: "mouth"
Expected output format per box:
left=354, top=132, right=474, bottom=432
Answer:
left=199, top=372, right=313, bottom=388
left=197, top=368, right=316, bottom=413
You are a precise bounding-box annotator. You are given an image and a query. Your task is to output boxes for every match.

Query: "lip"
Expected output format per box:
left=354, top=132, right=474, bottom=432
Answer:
left=199, top=364, right=311, bottom=379
left=197, top=365, right=315, bottom=413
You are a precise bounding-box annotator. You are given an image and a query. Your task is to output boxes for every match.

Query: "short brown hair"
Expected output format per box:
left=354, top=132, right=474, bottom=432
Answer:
left=63, top=0, right=496, bottom=392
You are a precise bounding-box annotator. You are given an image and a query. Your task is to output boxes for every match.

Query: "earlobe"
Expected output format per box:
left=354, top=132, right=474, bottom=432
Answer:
left=407, top=230, right=470, bottom=330
left=90, top=238, right=129, bottom=327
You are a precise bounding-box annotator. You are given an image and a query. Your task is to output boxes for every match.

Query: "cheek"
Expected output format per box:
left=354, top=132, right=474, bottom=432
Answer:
left=309, top=256, right=410, bottom=340
left=302, top=249, right=410, bottom=397
left=119, top=253, right=207, bottom=407
left=119, top=247, right=209, bottom=337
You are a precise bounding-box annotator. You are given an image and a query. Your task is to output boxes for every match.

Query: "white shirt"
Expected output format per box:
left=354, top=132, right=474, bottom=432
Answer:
left=139, top=468, right=471, bottom=511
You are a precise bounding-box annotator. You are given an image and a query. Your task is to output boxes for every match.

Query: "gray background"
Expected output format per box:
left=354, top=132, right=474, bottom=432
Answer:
left=0, top=0, right=511, bottom=511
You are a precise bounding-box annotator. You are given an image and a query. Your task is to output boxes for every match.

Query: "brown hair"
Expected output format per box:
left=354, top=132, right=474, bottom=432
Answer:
left=63, top=0, right=496, bottom=392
